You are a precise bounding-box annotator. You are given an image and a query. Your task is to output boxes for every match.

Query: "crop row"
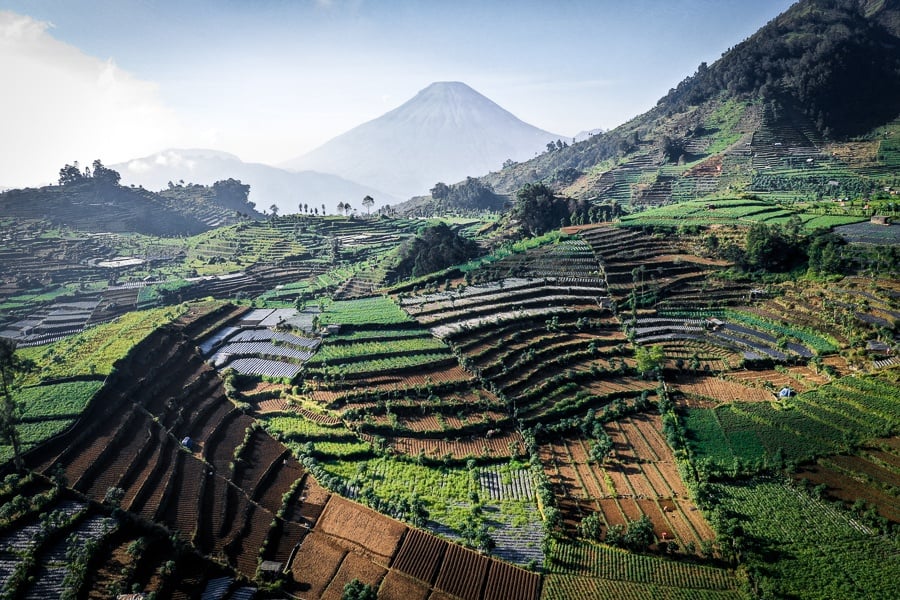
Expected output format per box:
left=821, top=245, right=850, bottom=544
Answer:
left=317, top=297, right=411, bottom=325
left=306, top=336, right=449, bottom=364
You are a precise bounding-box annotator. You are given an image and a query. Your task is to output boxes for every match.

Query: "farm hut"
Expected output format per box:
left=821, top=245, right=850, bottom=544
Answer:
left=322, top=324, right=341, bottom=336
left=259, top=560, right=284, bottom=581
left=870, top=215, right=891, bottom=225
left=116, top=595, right=146, bottom=600
left=181, top=436, right=193, bottom=450
left=865, top=340, right=892, bottom=355
left=749, top=288, right=769, bottom=300
left=705, top=317, right=725, bottom=330
left=778, top=387, right=794, bottom=398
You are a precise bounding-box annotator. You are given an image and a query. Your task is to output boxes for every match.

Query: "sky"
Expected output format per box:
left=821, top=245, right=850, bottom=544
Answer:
left=0, top=0, right=796, bottom=188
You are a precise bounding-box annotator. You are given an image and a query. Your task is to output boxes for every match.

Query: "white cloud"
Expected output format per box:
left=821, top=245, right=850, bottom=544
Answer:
left=0, top=11, right=187, bottom=187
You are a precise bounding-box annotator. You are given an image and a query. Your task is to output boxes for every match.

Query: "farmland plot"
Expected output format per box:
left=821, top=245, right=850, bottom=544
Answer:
left=671, top=374, right=773, bottom=404
left=540, top=413, right=713, bottom=551
left=710, top=478, right=900, bottom=599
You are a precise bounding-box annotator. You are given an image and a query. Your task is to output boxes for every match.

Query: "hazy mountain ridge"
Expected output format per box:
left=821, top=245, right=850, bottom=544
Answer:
left=114, top=149, right=398, bottom=216
left=283, top=81, right=563, bottom=199
left=0, top=175, right=257, bottom=236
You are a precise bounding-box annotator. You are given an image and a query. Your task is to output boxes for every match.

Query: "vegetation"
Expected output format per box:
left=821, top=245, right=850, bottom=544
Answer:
left=390, top=222, right=481, bottom=281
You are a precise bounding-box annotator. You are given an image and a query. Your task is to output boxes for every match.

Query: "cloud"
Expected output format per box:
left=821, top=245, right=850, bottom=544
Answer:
left=0, top=11, right=186, bottom=187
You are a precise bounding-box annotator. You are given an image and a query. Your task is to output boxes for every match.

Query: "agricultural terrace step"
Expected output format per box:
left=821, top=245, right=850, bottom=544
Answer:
left=421, top=293, right=607, bottom=329
left=431, top=305, right=602, bottom=339
left=399, top=277, right=546, bottom=307
left=407, top=284, right=606, bottom=319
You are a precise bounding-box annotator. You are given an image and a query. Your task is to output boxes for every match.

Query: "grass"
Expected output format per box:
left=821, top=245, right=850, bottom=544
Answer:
left=317, top=297, right=411, bottom=326
left=710, top=478, right=900, bottom=599
left=619, top=197, right=867, bottom=230
left=16, top=380, right=103, bottom=420
left=17, top=305, right=188, bottom=383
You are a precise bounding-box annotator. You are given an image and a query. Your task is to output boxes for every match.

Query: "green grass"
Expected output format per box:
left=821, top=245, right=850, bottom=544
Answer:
left=16, top=380, right=103, bottom=420
left=684, top=373, right=900, bottom=470
left=306, top=337, right=449, bottom=366
left=544, top=539, right=740, bottom=599
left=317, top=296, right=411, bottom=326
left=17, top=305, right=188, bottom=383
left=308, top=352, right=453, bottom=376
left=619, top=197, right=867, bottom=230
left=326, top=457, right=479, bottom=532
left=710, top=478, right=900, bottom=599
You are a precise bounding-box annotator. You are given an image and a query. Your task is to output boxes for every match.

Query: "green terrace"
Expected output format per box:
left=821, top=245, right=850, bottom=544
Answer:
left=619, top=197, right=867, bottom=230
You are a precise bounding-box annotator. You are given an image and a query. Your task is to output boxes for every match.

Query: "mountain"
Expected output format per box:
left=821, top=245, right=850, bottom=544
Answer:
left=113, top=149, right=398, bottom=216
left=471, top=0, right=900, bottom=210
left=0, top=176, right=248, bottom=236
left=282, top=82, right=563, bottom=199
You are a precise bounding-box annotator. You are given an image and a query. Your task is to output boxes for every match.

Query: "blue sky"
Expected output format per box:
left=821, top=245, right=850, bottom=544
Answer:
left=1, top=0, right=796, bottom=186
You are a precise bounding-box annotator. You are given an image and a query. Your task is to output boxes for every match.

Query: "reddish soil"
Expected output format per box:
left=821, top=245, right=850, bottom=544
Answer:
left=618, top=498, right=643, bottom=522
left=483, top=560, right=540, bottom=600
left=297, top=478, right=331, bottom=526
left=232, top=504, right=275, bottom=577
left=161, top=451, right=204, bottom=540
left=392, top=528, right=446, bottom=585
left=320, top=552, right=388, bottom=600
left=830, top=455, right=900, bottom=488
left=86, top=538, right=133, bottom=599
left=678, top=500, right=716, bottom=540
left=315, top=496, right=407, bottom=566
left=390, top=430, right=524, bottom=461
left=597, top=499, right=628, bottom=527
left=290, top=532, right=348, bottom=599
left=433, top=543, right=490, bottom=600
left=793, top=463, right=900, bottom=523
left=673, top=374, right=773, bottom=403
left=233, top=430, right=284, bottom=493
left=255, top=453, right=305, bottom=514
left=377, top=570, right=431, bottom=600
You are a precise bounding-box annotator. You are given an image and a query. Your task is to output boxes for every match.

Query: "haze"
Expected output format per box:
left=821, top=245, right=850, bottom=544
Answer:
left=1, top=0, right=794, bottom=188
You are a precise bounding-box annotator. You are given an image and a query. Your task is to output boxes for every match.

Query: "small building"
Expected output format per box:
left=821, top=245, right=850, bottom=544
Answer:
left=778, top=387, right=794, bottom=398
left=866, top=340, right=892, bottom=355
left=705, top=317, right=725, bottom=330
left=259, top=560, right=284, bottom=581
left=749, top=288, right=769, bottom=300
left=322, top=324, right=341, bottom=336
left=870, top=215, right=891, bottom=225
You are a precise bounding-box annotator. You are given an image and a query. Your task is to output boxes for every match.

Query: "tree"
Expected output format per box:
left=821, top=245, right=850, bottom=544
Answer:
left=391, top=222, right=480, bottom=281
left=634, top=344, right=665, bottom=377
left=0, top=338, right=33, bottom=470
left=623, top=515, right=654, bottom=551
left=341, top=579, right=376, bottom=600
left=337, top=202, right=346, bottom=216
left=58, top=162, right=83, bottom=186
left=90, top=159, right=121, bottom=185
left=579, top=512, right=602, bottom=541
left=590, top=431, right=613, bottom=464
left=269, top=204, right=279, bottom=219
left=362, top=195, right=374, bottom=216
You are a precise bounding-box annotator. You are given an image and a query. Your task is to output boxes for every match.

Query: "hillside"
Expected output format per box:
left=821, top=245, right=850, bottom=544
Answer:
left=435, top=0, right=900, bottom=215
left=284, top=81, right=563, bottom=199
left=0, top=167, right=260, bottom=236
